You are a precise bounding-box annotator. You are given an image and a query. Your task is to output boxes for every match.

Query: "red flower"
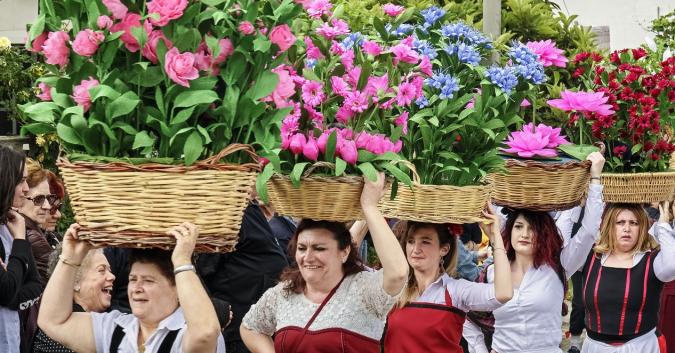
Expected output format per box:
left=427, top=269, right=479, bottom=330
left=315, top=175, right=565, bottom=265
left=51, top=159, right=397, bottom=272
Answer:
left=572, top=67, right=585, bottom=78
left=631, top=48, right=647, bottom=60
left=591, top=53, right=603, bottom=62
left=613, top=145, right=627, bottom=156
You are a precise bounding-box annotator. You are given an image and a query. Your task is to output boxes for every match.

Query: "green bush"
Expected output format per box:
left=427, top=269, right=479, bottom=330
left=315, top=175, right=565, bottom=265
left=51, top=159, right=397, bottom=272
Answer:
left=650, top=9, right=675, bottom=48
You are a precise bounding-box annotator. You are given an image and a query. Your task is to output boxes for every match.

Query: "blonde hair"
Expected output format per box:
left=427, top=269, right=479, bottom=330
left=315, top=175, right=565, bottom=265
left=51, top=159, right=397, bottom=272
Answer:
left=595, top=204, right=657, bottom=255
left=393, top=221, right=459, bottom=308
left=25, top=158, right=49, bottom=188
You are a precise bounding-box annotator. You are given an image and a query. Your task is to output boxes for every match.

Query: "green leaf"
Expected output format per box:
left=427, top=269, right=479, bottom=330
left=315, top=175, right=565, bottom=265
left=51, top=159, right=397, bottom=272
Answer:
left=335, top=157, right=347, bottom=176
left=106, top=92, right=140, bottom=121
left=253, top=36, right=272, bottom=53
left=631, top=144, right=643, bottom=154
left=357, top=162, right=378, bottom=182
left=52, top=93, right=72, bottom=108
left=200, top=0, right=226, bottom=6
left=183, top=131, right=204, bottom=166
left=172, top=106, right=196, bottom=125
left=174, top=90, right=219, bottom=108
left=248, top=70, right=279, bottom=101
left=21, top=123, right=55, bottom=135
left=27, top=14, right=45, bottom=44
left=132, top=131, right=156, bottom=150
left=325, top=131, right=337, bottom=163
left=56, top=123, right=83, bottom=145
left=255, top=163, right=276, bottom=203
left=155, top=86, right=165, bottom=116
left=381, top=163, right=412, bottom=186
left=290, top=162, right=309, bottom=187
left=557, top=144, right=600, bottom=161
left=90, top=85, right=121, bottom=102
left=111, top=122, right=138, bottom=135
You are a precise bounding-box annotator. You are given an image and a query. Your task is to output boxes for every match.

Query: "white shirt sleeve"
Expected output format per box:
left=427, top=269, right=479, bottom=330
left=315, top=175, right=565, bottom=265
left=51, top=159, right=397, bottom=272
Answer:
left=241, top=284, right=280, bottom=336
left=463, top=319, right=489, bottom=353
left=560, top=184, right=604, bottom=277
left=450, top=278, right=502, bottom=312
left=652, top=222, right=675, bottom=282
left=90, top=310, right=126, bottom=353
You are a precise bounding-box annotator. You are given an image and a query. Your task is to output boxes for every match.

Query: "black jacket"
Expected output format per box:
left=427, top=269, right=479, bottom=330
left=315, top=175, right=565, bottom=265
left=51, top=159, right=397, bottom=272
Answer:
left=196, top=203, right=288, bottom=344
left=0, top=227, right=43, bottom=310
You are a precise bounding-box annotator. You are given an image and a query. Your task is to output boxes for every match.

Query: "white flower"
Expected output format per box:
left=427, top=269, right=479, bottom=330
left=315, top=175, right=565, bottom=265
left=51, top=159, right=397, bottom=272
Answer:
left=0, top=37, right=11, bottom=51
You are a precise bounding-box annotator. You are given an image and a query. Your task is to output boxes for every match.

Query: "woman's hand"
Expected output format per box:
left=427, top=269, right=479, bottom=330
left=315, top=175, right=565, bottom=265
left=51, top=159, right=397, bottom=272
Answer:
left=479, top=204, right=501, bottom=244
left=167, top=222, right=198, bottom=267
left=587, top=151, right=605, bottom=180
left=6, top=208, right=25, bottom=240
left=659, top=201, right=672, bottom=224
left=62, top=224, right=91, bottom=264
left=360, top=172, right=385, bottom=211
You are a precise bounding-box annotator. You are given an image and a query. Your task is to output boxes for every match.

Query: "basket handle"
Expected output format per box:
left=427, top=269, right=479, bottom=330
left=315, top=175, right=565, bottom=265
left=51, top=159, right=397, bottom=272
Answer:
left=200, top=144, right=260, bottom=166
left=302, top=159, right=421, bottom=184
left=302, top=161, right=337, bottom=177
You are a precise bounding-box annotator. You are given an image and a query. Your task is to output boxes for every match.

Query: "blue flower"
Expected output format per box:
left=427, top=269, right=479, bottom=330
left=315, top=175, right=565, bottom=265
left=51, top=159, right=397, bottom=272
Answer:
left=445, top=43, right=481, bottom=65
left=393, top=24, right=414, bottom=37
left=486, top=66, right=519, bottom=95
left=515, top=62, right=547, bottom=84
left=305, top=58, right=318, bottom=69
left=507, top=42, right=547, bottom=84
left=340, top=32, right=363, bottom=50
left=421, top=6, right=446, bottom=27
left=508, top=42, right=539, bottom=65
left=439, top=21, right=493, bottom=49
left=425, top=71, right=460, bottom=100
left=413, top=39, right=438, bottom=59
left=416, top=96, right=429, bottom=108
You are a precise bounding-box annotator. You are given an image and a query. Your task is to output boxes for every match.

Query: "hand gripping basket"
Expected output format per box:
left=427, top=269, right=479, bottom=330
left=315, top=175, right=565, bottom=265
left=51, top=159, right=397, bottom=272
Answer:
left=57, top=144, right=260, bottom=252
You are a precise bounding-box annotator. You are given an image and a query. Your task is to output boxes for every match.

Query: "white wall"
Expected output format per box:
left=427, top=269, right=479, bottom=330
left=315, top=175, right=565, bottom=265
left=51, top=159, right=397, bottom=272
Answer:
left=0, top=0, right=38, bottom=43
left=552, top=0, right=675, bottom=50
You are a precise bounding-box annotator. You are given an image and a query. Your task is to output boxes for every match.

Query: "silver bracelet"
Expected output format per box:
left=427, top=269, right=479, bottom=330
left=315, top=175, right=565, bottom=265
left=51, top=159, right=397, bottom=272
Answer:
left=173, top=264, right=196, bottom=275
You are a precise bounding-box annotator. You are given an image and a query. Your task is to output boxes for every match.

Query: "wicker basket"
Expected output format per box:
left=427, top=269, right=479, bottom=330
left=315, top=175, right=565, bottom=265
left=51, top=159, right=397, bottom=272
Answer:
left=486, top=159, right=591, bottom=211
left=670, top=152, right=675, bottom=170
left=601, top=172, right=675, bottom=203
left=58, top=144, right=260, bottom=252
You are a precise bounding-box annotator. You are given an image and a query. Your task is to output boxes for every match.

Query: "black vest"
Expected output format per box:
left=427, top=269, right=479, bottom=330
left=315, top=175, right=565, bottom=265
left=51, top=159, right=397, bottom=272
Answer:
left=582, top=250, right=663, bottom=343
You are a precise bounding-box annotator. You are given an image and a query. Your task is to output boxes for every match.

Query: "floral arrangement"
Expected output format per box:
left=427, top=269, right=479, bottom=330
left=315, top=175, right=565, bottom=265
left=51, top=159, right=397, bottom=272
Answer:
left=19, top=0, right=303, bottom=165
left=0, top=37, right=45, bottom=122
left=373, top=6, right=546, bottom=186
left=550, top=49, right=675, bottom=172
left=500, top=122, right=570, bottom=159
left=255, top=1, right=424, bottom=197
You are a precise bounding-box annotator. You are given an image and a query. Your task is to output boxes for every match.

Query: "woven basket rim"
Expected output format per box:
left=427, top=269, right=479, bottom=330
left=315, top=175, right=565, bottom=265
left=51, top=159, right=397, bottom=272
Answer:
left=601, top=171, right=675, bottom=177
left=503, top=158, right=591, bottom=170
left=270, top=174, right=491, bottom=189
left=57, top=143, right=260, bottom=173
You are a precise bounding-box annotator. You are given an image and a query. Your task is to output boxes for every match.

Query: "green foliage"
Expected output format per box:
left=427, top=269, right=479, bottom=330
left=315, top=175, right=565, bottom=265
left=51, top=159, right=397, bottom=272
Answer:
left=650, top=9, right=675, bottom=48
left=0, top=43, right=45, bottom=122
left=331, top=0, right=437, bottom=31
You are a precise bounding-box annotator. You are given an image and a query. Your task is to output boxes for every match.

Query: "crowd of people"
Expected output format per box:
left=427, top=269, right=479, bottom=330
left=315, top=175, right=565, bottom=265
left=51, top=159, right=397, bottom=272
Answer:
left=1, top=144, right=674, bottom=353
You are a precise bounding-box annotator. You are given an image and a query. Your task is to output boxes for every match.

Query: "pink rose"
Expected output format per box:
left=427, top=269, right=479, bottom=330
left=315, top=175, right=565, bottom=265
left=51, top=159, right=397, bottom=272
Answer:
left=147, top=0, right=188, bottom=27
left=194, top=42, right=213, bottom=71
left=71, top=77, right=99, bottom=112
left=29, top=32, right=47, bottom=53
left=269, top=24, right=296, bottom=53
left=238, top=21, right=255, bottom=35
left=72, top=29, right=105, bottom=57
left=382, top=3, right=405, bottom=16
left=36, top=83, right=52, bottom=101
left=42, top=31, right=70, bottom=69
left=142, top=30, right=173, bottom=64
left=262, top=65, right=295, bottom=108
left=97, top=15, right=113, bottom=30
left=110, top=13, right=152, bottom=52
left=102, top=0, right=128, bottom=20
left=164, top=47, right=199, bottom=87
left=213, top=38, right=234, bottom=65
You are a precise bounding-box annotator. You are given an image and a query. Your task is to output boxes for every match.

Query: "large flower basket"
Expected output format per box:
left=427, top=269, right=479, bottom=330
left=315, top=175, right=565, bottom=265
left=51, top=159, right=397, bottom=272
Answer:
left=601, top=172, right=675, bottom=203
left=265, top=162, right=393, bottom=222
left=486, top=159, right=591, bottom=211
left=58, top=144, right=260, bottom=252
left=379, top=165, right=492, bottom=224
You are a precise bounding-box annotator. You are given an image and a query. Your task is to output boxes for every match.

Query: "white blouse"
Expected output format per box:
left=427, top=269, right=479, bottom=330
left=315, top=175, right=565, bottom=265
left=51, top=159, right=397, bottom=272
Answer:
left=242, top=269, right=398, bottom=341
left=415, top=273, right=502, bottom=312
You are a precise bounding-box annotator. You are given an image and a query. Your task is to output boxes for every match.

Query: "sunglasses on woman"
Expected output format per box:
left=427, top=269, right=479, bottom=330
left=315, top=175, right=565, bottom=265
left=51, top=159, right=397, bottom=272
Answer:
left=49, top=202, right=62, bottom=215
left=26, top=194, right=59, bottom=207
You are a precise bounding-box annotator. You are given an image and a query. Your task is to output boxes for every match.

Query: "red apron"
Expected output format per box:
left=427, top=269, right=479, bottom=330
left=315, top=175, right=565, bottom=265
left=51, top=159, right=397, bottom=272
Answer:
left=383, top=289, right=466, bottom=353
left=273, top=277, right=381, bottom=353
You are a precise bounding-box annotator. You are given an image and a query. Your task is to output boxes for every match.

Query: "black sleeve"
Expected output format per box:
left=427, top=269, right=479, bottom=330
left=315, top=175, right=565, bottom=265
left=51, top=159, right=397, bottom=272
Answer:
left=0, top=239, right=32, bottom=306
left=8, top=241, right=43, bottom=310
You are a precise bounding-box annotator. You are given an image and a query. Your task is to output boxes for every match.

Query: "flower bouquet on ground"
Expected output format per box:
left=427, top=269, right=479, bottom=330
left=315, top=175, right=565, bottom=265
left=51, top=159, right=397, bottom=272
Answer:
left=19, top=0, right=304, bottom=251
left=551, top=49, right=675, bottom=203
left=368, top=6, right=546, bottom=222
left=254, top=2, right=420, bottom=222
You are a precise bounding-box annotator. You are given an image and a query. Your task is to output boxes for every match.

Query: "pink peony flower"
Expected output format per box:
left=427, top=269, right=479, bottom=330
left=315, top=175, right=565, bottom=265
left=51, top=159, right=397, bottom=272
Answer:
left=102, top=0, right=128, bottom=20
left=42, top=31, right=70, bottom=68
left=547, top=90, right=615, bottom=116
left=289, top=133, right=307, bottom=155
left=269, top=24, right=296, bottom=53
left=500, top=130, right=558, bottom=158
left=303, top=136, right=320, bottom=161
left=36, top=83, right=52, bottom=101
left=316, top=19, right=349, bottom=40
left=29, top=32, right=47, bottom=53
left=345, top=66, right=361, bottom=87
left=97, top=15, right=114, bottom=30
left=110, top=13, right=152, bottom=53
left=344, top=91, right=369, bottom=113
left=339, top=139, right=358, bottom=164
left=142, top=30, right=173, bottom=64
left=72, top=29, right=105, bottom=57
left=382, top=3, right=405, bottom=16
left=213, top=38, right=234, bottom=65
left=330, top=76, right=351, bottom=97
left=394, top=111, right=409, bottom=134
left=340, top=49, right=355, bottom=70
left=164, top=47, right=199, bottom=87
left=147, top=0, right=188, bottom=27
left=262, top=65, right=296, bottom=108
left=194, top=42, right=213, bottom=71
left=304, top=37, right=324, bottom=60
left=364, top=75, right=389, bottom=98
left=361, top=40, right=382, bottom=56
left=301, top=80, right=325, bottom=107
left=71, top=77, right=99, bottom=112
left=238, top=21, right=255, bottom=35
left=526, top=40, right=568, bottom=68
left=419, top=55, right=433, bottom=76
left=396, top=81, right=417, bottom=106
left=390, top=43, right=419, bottom=65
left=306, top=0, right=332, bottom=18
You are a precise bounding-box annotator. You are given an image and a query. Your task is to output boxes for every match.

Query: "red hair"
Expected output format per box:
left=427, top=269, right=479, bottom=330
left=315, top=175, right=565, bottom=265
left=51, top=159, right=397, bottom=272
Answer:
left=502, top=210, right=565, bottom=284
left=47, top=171, right=65, bottom=199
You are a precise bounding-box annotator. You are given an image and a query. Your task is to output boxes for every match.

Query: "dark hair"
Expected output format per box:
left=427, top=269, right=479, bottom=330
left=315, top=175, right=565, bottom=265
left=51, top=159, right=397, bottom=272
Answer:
left=129, top=249, right=176, bottom=286
left=47, top=171, right=66, bottom=199
left=280, top=219, right=364, bottom=294
left=502, top=209, right=565, bottom=285
left=0, top=146, right=25, bottom=224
